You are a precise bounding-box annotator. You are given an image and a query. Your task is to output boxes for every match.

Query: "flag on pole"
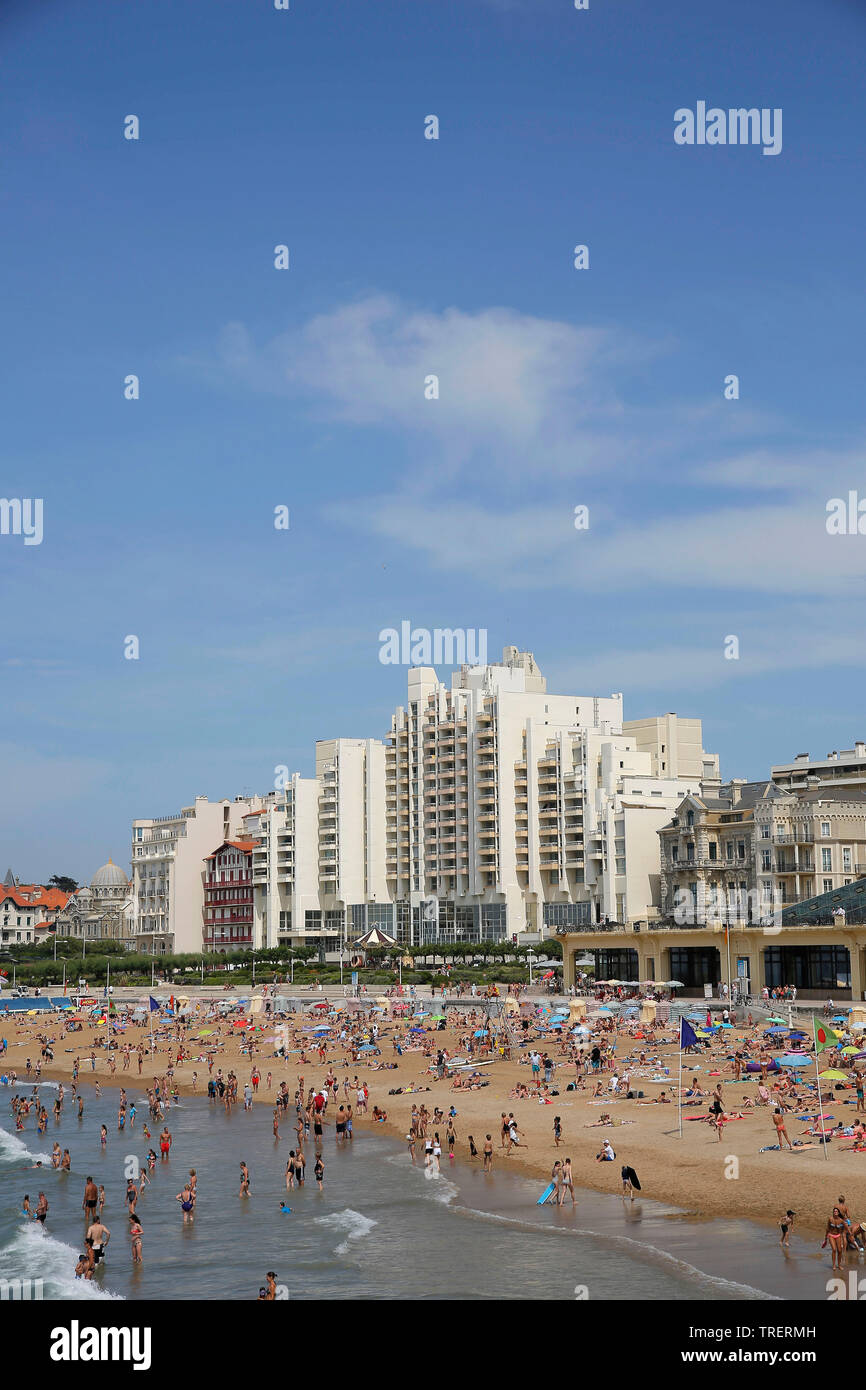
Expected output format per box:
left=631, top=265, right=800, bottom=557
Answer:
left=149, top=995, right=160, bottom=1012
left=814, top=1018, right=834, bottom=1052
left=680, top=1017, right=699, bottom=1050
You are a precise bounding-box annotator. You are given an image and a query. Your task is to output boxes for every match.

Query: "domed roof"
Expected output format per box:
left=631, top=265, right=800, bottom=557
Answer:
left=91, top=858, right=129, bottom=889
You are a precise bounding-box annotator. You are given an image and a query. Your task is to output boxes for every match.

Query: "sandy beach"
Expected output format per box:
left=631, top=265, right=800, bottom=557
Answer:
left=2, top=994, right=862, bottom=1244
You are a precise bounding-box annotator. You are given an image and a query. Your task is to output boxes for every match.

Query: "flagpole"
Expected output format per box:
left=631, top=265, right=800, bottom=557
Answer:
left=678, top=1017, right=683, bottom=1139
left=814, top=1017, right=829, bottom=1162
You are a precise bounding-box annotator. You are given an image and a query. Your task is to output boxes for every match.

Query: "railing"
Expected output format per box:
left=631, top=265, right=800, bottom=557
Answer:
left=557, top=921, right=618, bottom=933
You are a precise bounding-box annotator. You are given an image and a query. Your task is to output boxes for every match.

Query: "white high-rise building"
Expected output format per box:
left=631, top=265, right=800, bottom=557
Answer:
left=130, top=650, right=717, bottom=953
left=245, top=779, right=323, bottom=950
left=131, top=795, right=265, bottom=954
left=380, top=647, right=716, bottom=942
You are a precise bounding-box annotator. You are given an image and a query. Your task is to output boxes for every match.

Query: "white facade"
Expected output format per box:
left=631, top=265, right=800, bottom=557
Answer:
left=131, top=795, right=265, bottom=953
left=246, top=780, right=321, bottom=949
left=128, top=651, right=718, bottom=951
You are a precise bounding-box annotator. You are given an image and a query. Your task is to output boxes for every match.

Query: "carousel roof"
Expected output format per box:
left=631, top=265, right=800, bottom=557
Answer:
left=353, top=927, right=397, bottom=947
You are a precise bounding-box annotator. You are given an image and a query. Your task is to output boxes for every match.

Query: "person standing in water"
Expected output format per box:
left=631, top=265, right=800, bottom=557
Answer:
left=239, top=1161, right=251, bottom=1197
left=129, top=1214, right=143, bottom=1263
left=176, top=1183, right=194, bottom=1224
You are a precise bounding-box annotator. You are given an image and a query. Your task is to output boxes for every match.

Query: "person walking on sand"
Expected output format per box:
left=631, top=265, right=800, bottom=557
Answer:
left=779, top=1209, right=796, bottom=1248
left=482, top=1135, right=494, bottom=1173
left=772, top=1107, right=793, bottom=1151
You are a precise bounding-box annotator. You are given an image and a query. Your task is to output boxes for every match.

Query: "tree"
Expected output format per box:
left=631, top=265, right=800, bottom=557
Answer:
left=48, top=875, right=79, bottom=894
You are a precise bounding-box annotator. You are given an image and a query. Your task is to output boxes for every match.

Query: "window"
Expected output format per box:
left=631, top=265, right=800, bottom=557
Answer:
left=737, top=841, right=746, bottom=861
left=822, top=848, right=832, bottom=872
left=823, top=878, right=833, bottom=893
left=843, top=847, right=852, bottom=872
left=821, top=822, right=831, bottom=838
left=760, top=825, right=770, bottom=839
left=761, top=850, right=771, bottom=870
left=709, top=843, right=717, bottom=861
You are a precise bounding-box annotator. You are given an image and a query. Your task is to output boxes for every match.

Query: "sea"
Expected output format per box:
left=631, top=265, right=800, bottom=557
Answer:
left=0, top=1082, right=840, bottom=1301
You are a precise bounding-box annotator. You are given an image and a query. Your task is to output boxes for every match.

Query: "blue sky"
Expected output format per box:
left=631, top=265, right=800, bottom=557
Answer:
left=2, top=0, right=865, bottom=882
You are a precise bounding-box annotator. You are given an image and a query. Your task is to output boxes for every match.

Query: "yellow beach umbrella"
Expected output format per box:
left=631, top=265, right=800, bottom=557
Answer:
left=819, top=1069, right=849, bottom=1080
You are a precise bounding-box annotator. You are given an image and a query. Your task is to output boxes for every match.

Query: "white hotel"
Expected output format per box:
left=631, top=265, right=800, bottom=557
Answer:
left=129, top=648, right=717, bottom=953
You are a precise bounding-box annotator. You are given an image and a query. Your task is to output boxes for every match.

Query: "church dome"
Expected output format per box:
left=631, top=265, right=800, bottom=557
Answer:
left=91, top=858, right=129, bottom=890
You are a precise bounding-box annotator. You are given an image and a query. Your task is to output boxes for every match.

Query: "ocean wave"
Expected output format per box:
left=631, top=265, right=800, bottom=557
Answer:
left=0, top=1126, right=51, bottom=1168
left=314, top=1209, right=377, bottom=1257
left=0, top=1222, right=124, bottom=1300
left=452, top=1205, right=780, bottom=1301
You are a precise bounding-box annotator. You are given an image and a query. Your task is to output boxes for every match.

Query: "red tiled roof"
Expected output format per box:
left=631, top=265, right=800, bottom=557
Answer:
left=204, top=840, right=256, bottom=860
left=0, top=886, right=71, bottom=910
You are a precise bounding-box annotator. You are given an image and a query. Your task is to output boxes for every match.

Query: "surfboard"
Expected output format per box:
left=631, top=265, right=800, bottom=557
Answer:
left=537, top=1182, right=556, bottom=1205
left=623, top=1166, right=641, bottom=1191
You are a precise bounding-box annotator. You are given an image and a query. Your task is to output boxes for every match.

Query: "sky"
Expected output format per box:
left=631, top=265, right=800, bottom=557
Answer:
left=2, top=0, right=865, bottom=883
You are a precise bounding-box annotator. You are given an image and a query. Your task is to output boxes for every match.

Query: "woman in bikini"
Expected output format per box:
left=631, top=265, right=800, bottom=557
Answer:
left=825, top=1207, right=846, bottom=1270
left=129, top=1214, right=143, bottom=1264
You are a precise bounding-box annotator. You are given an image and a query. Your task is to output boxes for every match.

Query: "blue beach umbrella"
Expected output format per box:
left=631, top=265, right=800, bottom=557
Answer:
left=777, top=1054, right=810, bottom=1067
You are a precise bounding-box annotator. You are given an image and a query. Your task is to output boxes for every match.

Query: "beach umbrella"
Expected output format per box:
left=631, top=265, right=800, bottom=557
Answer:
left=819, top=1069, right=849, bottom=1080
left=765, top=1016, right=787, bottom=1024
left=594, top=1007, right=614, bottom=1016
left=666, top=980, right=685, bottom=988
left=776, top=1054, right=810, bottom=1067
left=841, top=1046, right=859, bottom=1055
left=605, top=978, right=624, bottom=986
left=764, top=1026, right=788, bottom=1034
